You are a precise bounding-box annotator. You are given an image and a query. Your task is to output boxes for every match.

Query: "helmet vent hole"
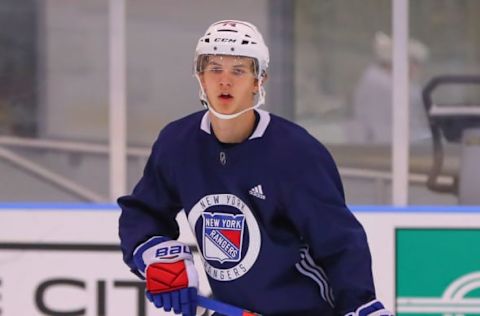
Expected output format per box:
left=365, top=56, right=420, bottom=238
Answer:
left=231, top=47, right=235, bottom=51
left=213, top=46, right=217, bottom=51
left=204, top=38, right=210, bottom=43
left=241, top=40, right=249, bottom=45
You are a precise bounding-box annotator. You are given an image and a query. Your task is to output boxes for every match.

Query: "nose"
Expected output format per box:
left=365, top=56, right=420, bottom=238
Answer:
left=218, top=71, right=232, bottom=87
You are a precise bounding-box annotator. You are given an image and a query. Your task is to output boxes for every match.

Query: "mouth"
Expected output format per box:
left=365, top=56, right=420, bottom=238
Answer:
left=218, top=93, right=234, bottom=104
left=218, top=93, right=233, bottom=100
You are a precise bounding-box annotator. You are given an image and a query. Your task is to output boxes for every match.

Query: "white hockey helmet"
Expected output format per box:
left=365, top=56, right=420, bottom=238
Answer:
left=194, top=20, right=270, bottom=120
left=195, top=20, right=269, bottom=78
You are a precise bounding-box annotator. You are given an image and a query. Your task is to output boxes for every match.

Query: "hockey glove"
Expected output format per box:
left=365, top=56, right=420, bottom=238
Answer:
left=133, top=236, right=198, bottom=316
left=345, top=299, right=394, bottom=316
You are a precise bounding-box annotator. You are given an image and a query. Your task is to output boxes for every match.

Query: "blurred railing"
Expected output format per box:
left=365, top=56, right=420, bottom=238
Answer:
left=0, top=136, right=148, bottom=202
left=0, top=136, right=455, bottom=203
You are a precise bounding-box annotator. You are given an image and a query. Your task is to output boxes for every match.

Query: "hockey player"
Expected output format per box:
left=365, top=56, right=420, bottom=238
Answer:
left=118, top=20, right=393, bottom=316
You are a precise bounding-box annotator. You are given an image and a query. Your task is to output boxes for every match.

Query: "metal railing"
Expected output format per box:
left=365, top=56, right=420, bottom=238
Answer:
left=0, top=136, right=454, bottom=203
left=0, top=136, right=148, bottom=202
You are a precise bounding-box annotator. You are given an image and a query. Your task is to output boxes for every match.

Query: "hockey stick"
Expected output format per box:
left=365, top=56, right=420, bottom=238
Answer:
left=197, top=295, right=261, bottom=316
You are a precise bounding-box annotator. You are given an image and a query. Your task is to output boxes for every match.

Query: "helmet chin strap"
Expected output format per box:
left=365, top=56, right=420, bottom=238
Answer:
left=195, top=74, right=265, bottom=120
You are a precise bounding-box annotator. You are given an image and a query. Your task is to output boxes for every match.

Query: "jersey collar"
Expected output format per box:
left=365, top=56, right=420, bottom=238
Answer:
left=200, top=109, right=271, bottom=140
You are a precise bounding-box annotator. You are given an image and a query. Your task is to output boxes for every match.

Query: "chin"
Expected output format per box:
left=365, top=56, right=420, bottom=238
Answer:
left=212, top=104, right=237, bottom=115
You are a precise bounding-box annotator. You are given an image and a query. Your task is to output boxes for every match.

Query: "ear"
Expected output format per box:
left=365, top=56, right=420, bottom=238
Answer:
left=252, top=74, right=268, bottom=95
left=261, top=73, right=269, bottom=85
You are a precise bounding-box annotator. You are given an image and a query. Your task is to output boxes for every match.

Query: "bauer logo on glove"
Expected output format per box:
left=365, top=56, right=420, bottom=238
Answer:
left=155, top=244, right=192, bottom=260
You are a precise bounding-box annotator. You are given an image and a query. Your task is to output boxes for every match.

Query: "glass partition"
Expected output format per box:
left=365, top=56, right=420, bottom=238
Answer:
left=293, top=0, right=480, bottom=205
left=0, top=0, right=110, bottom=201
left=294, top=0, right=395, bottom=204
left=1, top=0, right=478, bottom=204
left=409, top=0, right=480, bottom=205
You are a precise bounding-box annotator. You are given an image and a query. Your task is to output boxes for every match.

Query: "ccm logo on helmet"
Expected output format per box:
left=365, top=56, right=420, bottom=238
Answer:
left=214, top=38, right=237, bottom=43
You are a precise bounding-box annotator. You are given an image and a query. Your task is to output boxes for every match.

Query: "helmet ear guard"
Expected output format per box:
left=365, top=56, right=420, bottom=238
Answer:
left=193, top=20, right=270, bottom=120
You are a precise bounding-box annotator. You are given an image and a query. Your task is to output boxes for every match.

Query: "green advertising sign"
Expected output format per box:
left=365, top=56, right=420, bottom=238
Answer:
left=396, top=229, right=480, bottom=315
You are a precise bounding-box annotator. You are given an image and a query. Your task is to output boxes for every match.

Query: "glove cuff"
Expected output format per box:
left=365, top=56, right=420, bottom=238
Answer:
left=133, top=236, right=171, bottom=273
left=345, top=299, right=394, bottom=316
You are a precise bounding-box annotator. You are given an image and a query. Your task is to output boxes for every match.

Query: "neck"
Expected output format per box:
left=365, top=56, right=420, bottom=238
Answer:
left=210, top=110, right=256, bottom=143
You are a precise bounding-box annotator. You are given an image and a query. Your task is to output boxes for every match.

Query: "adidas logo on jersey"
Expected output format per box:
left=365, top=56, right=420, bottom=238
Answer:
left=249, top=185, right=266, bottom=200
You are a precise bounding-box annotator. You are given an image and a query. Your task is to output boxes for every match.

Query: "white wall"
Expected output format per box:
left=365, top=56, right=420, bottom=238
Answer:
left=1, top=205, right=479, bottom=315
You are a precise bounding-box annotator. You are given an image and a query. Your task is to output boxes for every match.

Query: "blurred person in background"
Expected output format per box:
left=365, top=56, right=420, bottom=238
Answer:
left=352, top=31, right=430, bottom=144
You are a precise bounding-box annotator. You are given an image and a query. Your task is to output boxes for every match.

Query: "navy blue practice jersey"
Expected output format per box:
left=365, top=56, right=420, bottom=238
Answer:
left=118, top=109, right=377, bottom=316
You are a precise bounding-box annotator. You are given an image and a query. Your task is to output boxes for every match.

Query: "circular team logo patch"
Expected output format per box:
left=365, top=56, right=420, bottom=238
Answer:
left=188, top=194, right=261, bottom=281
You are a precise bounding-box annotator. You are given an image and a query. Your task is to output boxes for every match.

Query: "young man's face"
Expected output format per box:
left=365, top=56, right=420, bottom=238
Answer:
left=199, top=55, right=258, bottom=116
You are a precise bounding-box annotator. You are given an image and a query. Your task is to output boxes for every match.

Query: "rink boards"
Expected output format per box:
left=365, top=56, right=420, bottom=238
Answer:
left=0, top=204, right=479, bottom=315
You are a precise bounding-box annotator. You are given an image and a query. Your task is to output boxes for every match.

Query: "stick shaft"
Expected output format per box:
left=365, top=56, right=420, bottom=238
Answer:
left=197, top=295, right=259, bottom=316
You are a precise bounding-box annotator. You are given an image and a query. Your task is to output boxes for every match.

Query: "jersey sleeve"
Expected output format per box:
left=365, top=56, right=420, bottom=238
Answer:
left=118, top=133, right=183, bottom=277
left=283, top=144, right=376, bottom=315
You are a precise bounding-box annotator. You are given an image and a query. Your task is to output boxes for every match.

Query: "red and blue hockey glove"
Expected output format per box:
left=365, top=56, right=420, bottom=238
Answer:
left=133, top=236, right=198, bottom=316
left=345, top=299, right=394, bottom=316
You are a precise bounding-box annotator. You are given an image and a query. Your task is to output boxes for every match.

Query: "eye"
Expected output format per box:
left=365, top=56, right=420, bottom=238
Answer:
left=207, top=66, right=223, bottom=73
left=232, top=68, right=247, bottom=76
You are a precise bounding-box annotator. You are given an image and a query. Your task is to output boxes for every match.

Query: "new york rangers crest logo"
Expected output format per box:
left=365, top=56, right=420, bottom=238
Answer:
left=188, top=194, right=261, bottom=281
left=203, top=213, right=245, bottom=263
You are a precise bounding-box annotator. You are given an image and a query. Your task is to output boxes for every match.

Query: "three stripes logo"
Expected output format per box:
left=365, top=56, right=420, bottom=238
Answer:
left=295, top=246, right=335, bottom=308
left=249, top=185, right=266, bottom=200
